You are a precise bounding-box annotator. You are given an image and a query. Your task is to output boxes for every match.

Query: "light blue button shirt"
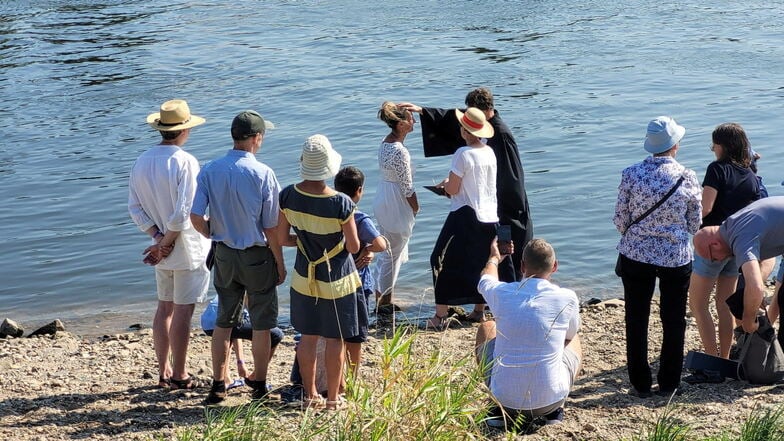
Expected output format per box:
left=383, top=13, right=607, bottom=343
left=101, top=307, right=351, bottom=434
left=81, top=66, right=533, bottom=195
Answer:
left=192, top=149, right=281, bottom=250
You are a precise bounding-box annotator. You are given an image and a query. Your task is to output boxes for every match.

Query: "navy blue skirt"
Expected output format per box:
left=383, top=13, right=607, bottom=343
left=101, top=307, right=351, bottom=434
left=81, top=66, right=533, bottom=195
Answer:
left=430, top=205, right=496, bottom=305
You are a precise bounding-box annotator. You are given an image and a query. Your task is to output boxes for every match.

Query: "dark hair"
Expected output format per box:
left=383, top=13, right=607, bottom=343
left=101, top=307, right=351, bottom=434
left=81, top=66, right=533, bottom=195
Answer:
left=712, top=123, right=751, bottom=168
left=160, top=130, right=183, bottom=140
left=334, top=166, right=364, bottom=197
left=465, top=87, right=494, bottom=111
left=377, top=101, right=409, bottom=130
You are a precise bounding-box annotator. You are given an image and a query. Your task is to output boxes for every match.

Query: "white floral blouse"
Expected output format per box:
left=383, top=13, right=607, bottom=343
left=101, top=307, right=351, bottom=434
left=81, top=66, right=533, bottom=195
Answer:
left=378, top=141, right=414, bottom=197
left=614, top=156, right=702, bottom=267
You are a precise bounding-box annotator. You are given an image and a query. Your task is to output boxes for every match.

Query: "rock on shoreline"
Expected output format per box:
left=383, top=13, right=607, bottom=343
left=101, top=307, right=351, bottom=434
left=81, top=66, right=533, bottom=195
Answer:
left=1, top=302, right=782, bottom=440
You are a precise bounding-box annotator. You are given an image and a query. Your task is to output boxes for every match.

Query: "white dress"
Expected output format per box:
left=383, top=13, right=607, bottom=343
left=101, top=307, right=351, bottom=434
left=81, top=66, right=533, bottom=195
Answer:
left=373, top=140, right=415, bottom=297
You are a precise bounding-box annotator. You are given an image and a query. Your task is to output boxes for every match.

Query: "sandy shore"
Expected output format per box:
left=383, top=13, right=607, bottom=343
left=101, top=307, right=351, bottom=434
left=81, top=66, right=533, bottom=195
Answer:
left=1, top=299, right=783, bottom=440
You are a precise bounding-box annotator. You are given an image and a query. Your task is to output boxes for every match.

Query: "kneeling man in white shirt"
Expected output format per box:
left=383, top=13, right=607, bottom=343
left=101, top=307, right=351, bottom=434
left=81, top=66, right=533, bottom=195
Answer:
left=476, top=238, right=582, bottom=426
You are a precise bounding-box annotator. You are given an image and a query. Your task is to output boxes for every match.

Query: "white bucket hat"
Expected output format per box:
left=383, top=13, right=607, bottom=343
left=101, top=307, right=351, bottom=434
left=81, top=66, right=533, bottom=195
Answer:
left=644, top=116, right=685, bottom=154
left=146, top=99, right=205, bottom=131
left=300, top=134, right=342, bottom=181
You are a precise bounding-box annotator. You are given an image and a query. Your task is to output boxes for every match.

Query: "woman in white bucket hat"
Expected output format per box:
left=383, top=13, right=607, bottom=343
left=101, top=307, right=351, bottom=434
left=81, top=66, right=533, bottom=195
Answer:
left=613, top=116, right=702, bottom=397
left=278, top=134, right=363, bottom=410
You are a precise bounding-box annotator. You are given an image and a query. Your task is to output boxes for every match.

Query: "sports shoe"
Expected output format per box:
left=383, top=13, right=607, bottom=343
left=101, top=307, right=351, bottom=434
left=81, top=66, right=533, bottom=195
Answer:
left=543, top=407, right=564, bottom=425
left=280, top=384, right=305, bottom=406
left=484, top=405, right=508, bottom=428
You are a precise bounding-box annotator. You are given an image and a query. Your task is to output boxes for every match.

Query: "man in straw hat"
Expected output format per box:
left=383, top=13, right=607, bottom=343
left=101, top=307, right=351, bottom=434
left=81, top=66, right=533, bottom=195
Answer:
left=400, top=87, right=533, bottom=283
left=128, top=99, right=211, bottom=390
left=190, top=110, right=285, bottom=404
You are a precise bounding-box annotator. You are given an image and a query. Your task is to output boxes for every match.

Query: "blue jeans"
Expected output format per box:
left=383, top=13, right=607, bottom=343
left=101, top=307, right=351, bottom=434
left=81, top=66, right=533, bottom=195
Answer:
left=620, top=255, right=691, bottom=392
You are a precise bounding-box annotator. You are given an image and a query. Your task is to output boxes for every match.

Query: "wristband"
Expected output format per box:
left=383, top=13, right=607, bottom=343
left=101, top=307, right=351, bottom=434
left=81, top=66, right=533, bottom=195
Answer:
left=486, top=258, right=499, bottom=267
left=154, top=231, right=164, bottom=239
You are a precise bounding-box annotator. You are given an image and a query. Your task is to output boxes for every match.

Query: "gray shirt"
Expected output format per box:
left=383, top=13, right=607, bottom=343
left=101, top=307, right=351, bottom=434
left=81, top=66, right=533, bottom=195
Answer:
left=720, top=196, right=784, bottom=265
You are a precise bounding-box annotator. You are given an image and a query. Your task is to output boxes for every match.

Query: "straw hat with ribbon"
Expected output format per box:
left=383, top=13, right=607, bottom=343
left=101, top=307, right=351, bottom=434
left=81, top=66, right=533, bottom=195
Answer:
left=146, top=99, right=206, bottom=131
left=455, top=107, right=494, bottom=138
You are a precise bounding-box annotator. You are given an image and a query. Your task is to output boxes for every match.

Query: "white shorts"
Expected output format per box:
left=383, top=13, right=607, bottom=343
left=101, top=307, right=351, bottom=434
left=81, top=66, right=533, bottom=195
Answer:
left=155, top=265, right=210, bottom=305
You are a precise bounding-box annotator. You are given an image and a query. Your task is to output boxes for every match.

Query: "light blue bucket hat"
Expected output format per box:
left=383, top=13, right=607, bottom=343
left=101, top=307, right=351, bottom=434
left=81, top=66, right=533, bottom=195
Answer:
left=644, top=116, right=685, bottom=154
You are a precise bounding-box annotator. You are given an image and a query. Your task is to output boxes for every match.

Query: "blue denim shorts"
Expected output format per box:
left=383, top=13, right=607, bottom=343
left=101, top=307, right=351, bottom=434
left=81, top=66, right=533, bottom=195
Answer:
left=776, top=258, right=784, bottom=283
left=692, top=253, right=738, bottom=278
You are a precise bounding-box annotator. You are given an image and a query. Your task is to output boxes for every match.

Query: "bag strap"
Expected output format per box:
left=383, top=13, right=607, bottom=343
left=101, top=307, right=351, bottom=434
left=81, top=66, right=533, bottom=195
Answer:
left=622, top=174, right=686, bottom=235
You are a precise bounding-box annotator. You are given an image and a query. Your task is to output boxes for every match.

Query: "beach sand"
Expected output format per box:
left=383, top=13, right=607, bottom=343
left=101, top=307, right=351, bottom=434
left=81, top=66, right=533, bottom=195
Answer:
left=1, top=298, right=783, bottom=440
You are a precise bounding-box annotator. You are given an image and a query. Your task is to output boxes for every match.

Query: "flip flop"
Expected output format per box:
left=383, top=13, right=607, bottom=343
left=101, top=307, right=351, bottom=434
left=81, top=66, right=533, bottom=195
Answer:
left=226, top=378, right=245, bottom=391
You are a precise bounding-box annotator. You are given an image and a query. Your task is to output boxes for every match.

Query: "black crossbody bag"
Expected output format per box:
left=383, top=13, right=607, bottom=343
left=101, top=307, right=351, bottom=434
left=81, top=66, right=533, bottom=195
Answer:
left=615, top=174, right=686, bottom=277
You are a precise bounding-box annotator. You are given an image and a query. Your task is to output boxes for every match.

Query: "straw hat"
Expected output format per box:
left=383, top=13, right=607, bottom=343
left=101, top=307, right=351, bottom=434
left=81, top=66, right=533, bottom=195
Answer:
left=644, top=116, right=685, bottom=154
left=300, top=134, right=342, bottom=181
left=147, top=99, right=205, bottom=131
left=455, top=107, right=494, bottom=138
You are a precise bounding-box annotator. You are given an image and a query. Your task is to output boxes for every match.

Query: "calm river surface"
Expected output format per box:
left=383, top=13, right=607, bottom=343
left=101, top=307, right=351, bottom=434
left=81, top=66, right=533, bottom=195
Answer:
left=1, top=1, right=782, bottom=334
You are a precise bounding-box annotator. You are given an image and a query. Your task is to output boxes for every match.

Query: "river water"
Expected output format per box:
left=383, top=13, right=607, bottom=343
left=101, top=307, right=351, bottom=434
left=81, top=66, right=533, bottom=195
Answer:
left=1, top=0, right=782, bottom=335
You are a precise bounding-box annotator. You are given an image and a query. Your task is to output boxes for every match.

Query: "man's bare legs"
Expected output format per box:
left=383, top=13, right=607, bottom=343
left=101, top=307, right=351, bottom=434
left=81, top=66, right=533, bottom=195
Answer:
left=170, top=303, right=195, bottom=381
left=474, top=319, right=497, bottom=363
left=153, top=300, right=174, bottom=383
left=250, top=329, right=271, bottom=385
left=211, top=326, right=233, bottom=384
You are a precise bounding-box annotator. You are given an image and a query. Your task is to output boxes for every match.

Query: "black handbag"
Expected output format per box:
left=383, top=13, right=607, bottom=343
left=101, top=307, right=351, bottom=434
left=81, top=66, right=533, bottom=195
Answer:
left=615, top=174, right=686, bottom=277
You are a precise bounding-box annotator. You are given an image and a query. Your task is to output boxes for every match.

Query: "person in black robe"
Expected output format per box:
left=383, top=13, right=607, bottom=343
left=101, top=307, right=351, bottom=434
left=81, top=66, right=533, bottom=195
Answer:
left=401, top=87, right=533, bottom=282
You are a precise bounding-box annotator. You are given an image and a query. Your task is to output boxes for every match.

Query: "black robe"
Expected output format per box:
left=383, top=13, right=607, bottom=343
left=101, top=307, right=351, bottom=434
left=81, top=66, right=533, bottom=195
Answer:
left=420, top=107, right=533, bottom=282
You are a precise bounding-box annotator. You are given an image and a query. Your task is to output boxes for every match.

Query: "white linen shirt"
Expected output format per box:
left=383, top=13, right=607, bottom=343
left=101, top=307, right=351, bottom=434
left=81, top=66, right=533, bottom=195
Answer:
left=128, top=145, right=210, bottom=270
left=478, top=274, right=580, bottom=410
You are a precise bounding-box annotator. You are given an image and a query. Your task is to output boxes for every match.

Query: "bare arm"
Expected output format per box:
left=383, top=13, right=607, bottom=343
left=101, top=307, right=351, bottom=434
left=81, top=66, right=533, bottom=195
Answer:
left=276, top=211, right=297, bottom=247
left=407, top=193, right=419, bottom=216
left=342, top=216, right=361, bottom=255
left=701, top=186, right=717, bottom=219
left=264, top=225, right=286, bottom=286
left=190, top=213, right=210, bottom=239
left=741, top=259, right=764, bottom=333
left=444, top=171, right=462, bottom=196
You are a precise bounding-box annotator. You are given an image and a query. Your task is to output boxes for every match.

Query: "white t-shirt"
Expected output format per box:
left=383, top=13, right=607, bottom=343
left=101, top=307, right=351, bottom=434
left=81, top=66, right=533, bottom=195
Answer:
left=478, top=274, right=580, bottom=410
left=449, top=145, right=498, bottom=223
left=128, top=145, right=210, bottom=270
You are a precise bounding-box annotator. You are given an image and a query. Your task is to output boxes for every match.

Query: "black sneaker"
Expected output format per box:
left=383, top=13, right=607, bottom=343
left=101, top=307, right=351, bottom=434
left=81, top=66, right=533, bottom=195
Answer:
left=628, top=387, right=653, bottom=398
left=543, top=407, right=564, bottom=425
left=280, top=384, right=305, bottom=406
left=204, top=380, right=226, bottom=405
left=485, top=405, right=506, bottom=428
left=654, top=384, right=685, bottom=398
